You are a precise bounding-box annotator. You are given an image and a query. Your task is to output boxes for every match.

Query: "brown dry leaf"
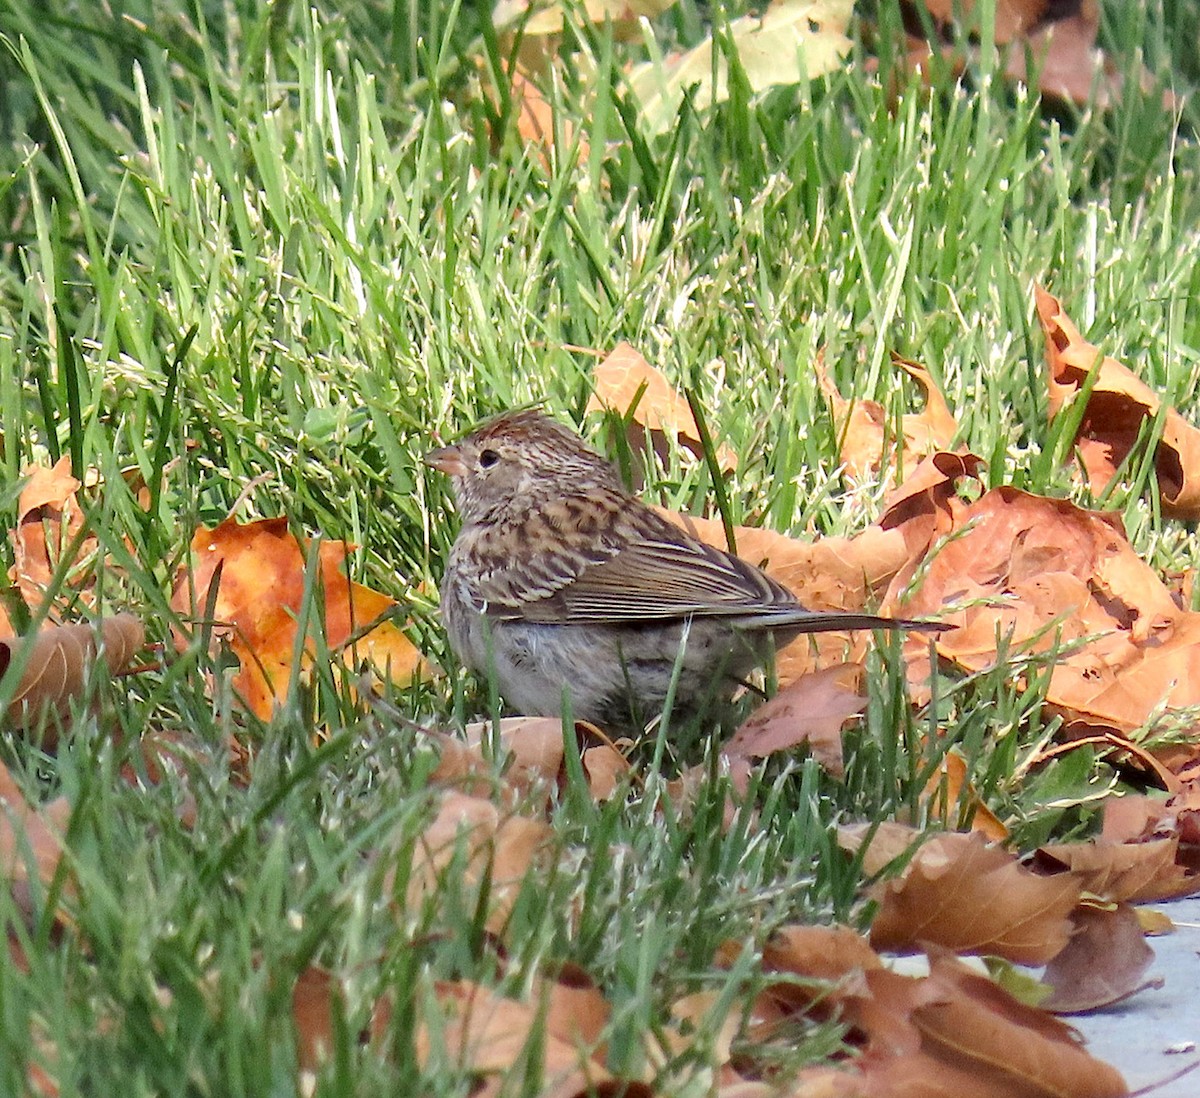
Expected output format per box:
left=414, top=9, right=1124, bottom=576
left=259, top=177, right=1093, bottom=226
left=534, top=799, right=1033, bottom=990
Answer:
left=1035, top=837, right=1199, bottom=903
left=587, top=342, right=738, bottom=472
left=0, top=616, right=145, bottom=740
left=868, top=831, right=1081, bottom=964
left=462, top=717, right=631, bottom=804
left=0, top=760, right=70, bottom=891
left=759, top=930, right=1127, bottom=1098
left=762, top=924, right=883, bottom=987
left=417, top=980, right=649, bottom=1098
left=837, top=819, right=925, bottom=877
left=541, top=964, right=610, bottom=1051
left=816, top=352, right=958, bottom=485
left=894, top=948, right=1126, bottom=1098
left=292, top=965, right=390, bottom=1075
left=170, top=517, right=423, bottom=720
left=895, top=484, right=1200, bottom=748
left=922, top=752, right=1009, bottom=842
left=893, top=0, right=1164, bottom=111
left=404, top=791, right=553, bottom=935
left=1040, top=902, right=1158, bottom=1014
left=1036, top=285, right=1200, bottom=518
left=725, top=663, right=865, bottom=776
left=9, top=458, right=97, bottom=619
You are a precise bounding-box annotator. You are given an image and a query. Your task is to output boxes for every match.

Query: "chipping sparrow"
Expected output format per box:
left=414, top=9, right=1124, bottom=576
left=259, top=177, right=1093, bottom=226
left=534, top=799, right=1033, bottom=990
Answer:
left=426, top=410, right=937, bottom=727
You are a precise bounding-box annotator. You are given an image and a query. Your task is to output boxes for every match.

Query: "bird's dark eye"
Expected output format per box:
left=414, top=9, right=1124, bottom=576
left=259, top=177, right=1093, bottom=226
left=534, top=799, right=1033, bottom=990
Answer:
left=479, top=448, right=501, bottom=469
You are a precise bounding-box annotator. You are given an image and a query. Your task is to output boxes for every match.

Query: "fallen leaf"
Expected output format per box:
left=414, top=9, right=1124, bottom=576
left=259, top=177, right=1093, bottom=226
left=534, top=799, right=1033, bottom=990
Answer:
left=9, top=458, right=96, bottom=618
left=837, top=819, right=924, bottom=876
left=757, top=928, right=1127, bottom=1098
left=817, top=352, right=958, bottom=485
left=462, top=716, right=631, bottom=805
left=417, top=980, right=649, bottom=1098
left=1036, top=285, right=1200, bottom=518
left=1034, top=837, right=1199, bottom=902
left=587, top=342, right=738, bottom=472
left=170, top=517, right=423, bottom=719
left=492, top=0, right=671, bottom=39
left=1040, top=902, right=1158, bottom=1014
left=868, top=831, right=1082, bottom=963
left=0, top=616, right=145, bottom=742
left=403, top=791, right=553, bottom=935
left=922, top=751, right=1009, bottom=841
left=0, top=760, right=70, bottom=891
left=628, top=0, right=853, bottom=133
left=724, top=663, right=865, bottom=776
left=896, top=485, right=1200, bottom=749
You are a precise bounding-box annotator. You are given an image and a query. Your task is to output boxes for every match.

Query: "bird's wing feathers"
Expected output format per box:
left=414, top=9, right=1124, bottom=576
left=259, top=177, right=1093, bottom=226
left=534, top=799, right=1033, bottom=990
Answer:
left=472, top=496, right=802, bottom=624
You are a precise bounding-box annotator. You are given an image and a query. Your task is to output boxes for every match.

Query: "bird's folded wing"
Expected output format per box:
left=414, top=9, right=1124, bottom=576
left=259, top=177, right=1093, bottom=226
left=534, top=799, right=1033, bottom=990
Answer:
left=493, top=536, right=803, bottom=623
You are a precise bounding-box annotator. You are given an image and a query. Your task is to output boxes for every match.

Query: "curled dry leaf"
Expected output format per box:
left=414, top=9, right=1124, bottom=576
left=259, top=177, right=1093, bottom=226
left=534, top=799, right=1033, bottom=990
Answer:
left=9, top=457, right=96, bottom=620
left=587, top=342, right=738, bottom=472
left=0, top=760, right=70, bottom=891
left=1034, top=837, right=1199, bottom=903
left=892, top=0, right=1165, bottom=111
left=170, top=517, right=424, bottom=720
left=1040, top=902, right=1158, bottom=1015
left=1036, top=285, right=1200, bottom=518
left=724, top=663, right=866, bottom=777
left=922, top=751, right=1009, bottom=842
left=896, top=484, right=1200, bottom=755
left=756, top=925, right=1127, bottom=1098
left=462, top=716, right=631, bottom=805
left=868, top=831, right=1082, bottom=964
left=0, top=615, right=145, bottom=739
left=837, top=819, right=925, bottom=877
left=816, top=352, right=958, bottom=485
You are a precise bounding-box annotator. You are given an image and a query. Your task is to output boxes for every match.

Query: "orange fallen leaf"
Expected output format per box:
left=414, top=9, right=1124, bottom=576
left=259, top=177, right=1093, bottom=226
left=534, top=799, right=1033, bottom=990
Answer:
left=724, top=663, right=866, bottom=776
left=416, top=980, right=649, bottom=1098
left=816, top=352, right=958, bottom=485
left=170, top=517, right=423, bottom=720
left=1036, top=285, right=1200, bottom=518
left=587, top=342, right=738, bottom=472
left=1035, top=837, right=1199, bottom=903
left=896, top=484, right=1200, bottom=752
left=756, top=925, right=1127, bottom=1098
left=0, top=760, right=70, bottom=891
left=9, top=458, right=96, bottom=619
left=868, top=831, right=1081, bottom=964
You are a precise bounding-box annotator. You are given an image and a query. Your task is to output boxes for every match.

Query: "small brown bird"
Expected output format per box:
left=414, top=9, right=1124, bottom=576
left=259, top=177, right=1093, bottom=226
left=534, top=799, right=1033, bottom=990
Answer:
left=426, top=409, right=938, bottom=727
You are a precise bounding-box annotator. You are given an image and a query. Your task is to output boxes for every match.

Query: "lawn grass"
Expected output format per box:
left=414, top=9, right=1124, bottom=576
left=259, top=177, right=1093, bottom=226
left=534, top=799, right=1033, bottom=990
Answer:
left=0, top=0, right=1198, bottom=1092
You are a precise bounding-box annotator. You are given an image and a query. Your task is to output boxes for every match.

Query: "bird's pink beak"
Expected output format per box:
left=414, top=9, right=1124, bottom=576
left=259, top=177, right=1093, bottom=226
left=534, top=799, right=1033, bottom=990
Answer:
left=423, top=444, right=467, bottom=478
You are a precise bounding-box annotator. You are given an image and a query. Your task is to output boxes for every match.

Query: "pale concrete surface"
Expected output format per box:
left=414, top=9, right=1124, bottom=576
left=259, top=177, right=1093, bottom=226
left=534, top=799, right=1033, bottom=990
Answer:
left=1072, top=896, right=1200, bottom=1096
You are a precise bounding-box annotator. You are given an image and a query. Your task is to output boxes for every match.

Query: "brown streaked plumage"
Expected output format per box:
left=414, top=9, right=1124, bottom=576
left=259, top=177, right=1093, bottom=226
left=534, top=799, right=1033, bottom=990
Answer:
left=426, top=409, right=941, bottom=727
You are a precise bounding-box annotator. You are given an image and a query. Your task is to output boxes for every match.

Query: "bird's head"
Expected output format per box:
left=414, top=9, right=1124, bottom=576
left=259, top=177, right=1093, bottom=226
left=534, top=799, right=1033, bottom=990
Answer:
left=424, top=409, right=617, bottom=524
